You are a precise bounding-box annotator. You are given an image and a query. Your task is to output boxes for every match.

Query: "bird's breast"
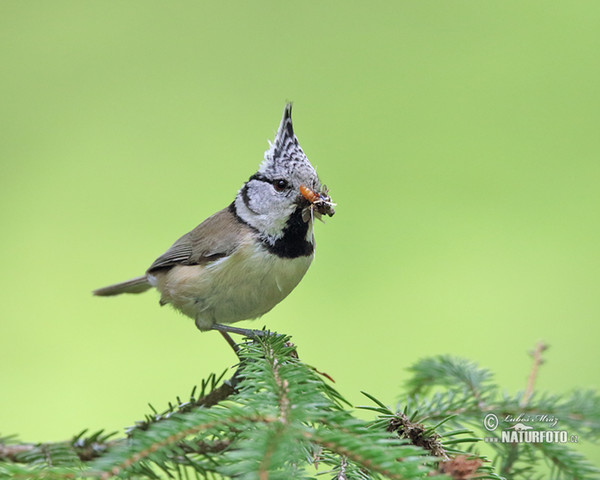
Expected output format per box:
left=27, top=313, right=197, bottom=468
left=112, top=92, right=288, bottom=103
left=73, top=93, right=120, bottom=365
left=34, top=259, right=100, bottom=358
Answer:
left=153, top=237, right=314, bottom=329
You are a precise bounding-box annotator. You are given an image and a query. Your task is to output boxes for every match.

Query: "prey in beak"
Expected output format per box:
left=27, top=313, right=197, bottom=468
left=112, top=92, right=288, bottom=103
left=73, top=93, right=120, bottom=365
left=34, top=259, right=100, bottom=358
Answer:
left=300, top=184, right=336, bottom=223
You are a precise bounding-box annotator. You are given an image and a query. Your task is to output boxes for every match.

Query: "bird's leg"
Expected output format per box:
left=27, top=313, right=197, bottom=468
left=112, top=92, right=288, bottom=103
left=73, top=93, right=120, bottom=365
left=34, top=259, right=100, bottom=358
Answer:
left=218, top=331, right=240, bottom=356
left=212, top=325, right=263, bottom=359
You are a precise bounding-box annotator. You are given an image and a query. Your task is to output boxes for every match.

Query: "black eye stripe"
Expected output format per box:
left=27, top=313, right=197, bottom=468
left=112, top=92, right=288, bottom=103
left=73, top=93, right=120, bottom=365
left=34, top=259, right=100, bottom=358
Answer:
left=248, top=174, right=289, bottom=192
left=248, top=173, right=270, bottom=183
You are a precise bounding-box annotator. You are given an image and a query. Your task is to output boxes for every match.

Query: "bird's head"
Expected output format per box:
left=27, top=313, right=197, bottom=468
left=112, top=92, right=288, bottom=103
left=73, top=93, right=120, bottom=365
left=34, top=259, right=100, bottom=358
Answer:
left=234, top=104, right=334, bottom=239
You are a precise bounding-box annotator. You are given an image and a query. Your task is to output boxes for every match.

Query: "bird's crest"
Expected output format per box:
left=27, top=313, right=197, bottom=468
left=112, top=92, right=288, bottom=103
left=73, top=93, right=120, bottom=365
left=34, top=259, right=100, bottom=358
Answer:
left=259, top=103, right=309, bottom=177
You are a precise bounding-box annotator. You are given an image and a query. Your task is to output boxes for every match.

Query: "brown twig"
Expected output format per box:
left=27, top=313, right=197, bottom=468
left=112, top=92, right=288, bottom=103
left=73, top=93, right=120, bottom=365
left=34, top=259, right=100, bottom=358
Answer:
left=129, top=365, right=243, bottom=434
left=0, top=443, right=35, bottom=462
left=520, top=341, right=548, bottom=408
left=387, top=413, right=449, bottom=460
left=501, top=342, right=549, bottom=477
left=440, top=455, right=483, bottom=479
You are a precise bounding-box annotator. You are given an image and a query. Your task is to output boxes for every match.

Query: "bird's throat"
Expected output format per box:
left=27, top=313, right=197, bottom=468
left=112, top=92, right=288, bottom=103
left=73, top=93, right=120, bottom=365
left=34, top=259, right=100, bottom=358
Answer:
left=229, top=202, right=314, bottom=259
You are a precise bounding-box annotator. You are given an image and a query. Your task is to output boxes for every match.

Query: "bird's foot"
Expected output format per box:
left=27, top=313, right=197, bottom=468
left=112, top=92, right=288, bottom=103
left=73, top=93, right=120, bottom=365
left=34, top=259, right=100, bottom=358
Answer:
left=211, top=323, right=280, bottom=338
left=210, top=324, right=285, bottom=358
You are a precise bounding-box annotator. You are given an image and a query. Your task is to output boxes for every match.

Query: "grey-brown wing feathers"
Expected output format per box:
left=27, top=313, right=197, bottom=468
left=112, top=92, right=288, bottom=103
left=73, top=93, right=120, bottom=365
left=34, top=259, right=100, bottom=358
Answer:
left=93, top=206, right=248, bottom=297
left=146, top=206, right=246, bottom=273
left=145, top=241, right=193, bottom=271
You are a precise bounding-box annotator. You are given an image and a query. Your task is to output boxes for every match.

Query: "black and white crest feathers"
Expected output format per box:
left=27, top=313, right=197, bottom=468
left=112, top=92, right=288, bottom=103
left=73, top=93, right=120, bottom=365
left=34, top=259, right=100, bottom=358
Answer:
left=231, top=103, right=322, bottom=251
left=275, top=103, right=297, bottom=148
left=259, top=103, right=315, bottom=184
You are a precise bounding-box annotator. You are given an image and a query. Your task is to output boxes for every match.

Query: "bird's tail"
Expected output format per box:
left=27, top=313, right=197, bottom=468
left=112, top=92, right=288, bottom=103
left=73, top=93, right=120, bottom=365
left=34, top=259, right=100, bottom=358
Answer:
left=93, top=275, right=152, bottom=296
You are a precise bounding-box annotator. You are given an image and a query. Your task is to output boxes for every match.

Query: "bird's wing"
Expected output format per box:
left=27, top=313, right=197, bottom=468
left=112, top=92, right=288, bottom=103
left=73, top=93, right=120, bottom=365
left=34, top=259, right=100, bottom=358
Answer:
left=147, top=206, right=248, bottom=272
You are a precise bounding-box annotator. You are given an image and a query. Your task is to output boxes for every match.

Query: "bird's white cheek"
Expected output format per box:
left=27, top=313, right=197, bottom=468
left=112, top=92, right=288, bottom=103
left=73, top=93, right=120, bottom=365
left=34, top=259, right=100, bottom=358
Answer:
left=234, top=195, right=294, bottom=239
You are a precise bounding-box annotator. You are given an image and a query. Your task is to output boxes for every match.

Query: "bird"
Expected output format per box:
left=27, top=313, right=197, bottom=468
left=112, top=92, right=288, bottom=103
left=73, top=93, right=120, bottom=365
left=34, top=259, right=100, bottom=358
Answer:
left=93, top=104, right=335, bottom=343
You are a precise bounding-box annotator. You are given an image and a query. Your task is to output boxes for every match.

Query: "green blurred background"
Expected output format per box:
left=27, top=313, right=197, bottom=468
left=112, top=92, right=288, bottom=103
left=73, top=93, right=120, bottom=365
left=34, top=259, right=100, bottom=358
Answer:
left=1, top=0, right=599, bottom=467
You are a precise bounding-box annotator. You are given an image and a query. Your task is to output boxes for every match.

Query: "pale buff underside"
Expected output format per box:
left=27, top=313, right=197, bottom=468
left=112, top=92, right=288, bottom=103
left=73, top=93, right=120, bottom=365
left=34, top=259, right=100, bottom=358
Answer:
left=148, top=233, right=313, bottom=330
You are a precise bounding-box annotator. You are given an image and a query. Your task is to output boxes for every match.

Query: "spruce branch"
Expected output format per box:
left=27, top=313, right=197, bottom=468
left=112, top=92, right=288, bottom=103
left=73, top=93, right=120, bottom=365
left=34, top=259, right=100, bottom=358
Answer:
left=1, top=333, right=449, bottom=479
left=2, top=336, right=597, bottom=480
left=399, top=343, right=600, bottom=480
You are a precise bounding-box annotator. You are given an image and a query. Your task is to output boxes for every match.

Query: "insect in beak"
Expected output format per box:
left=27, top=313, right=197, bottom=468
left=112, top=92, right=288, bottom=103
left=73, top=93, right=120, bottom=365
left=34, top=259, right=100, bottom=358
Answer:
left=300, top=184, right=336, bottom=223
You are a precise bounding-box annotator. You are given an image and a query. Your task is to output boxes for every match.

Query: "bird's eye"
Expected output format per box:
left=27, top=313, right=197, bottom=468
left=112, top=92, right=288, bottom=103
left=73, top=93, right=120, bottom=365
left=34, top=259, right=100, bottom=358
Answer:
left=272, top=179, right=289, bottom=192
